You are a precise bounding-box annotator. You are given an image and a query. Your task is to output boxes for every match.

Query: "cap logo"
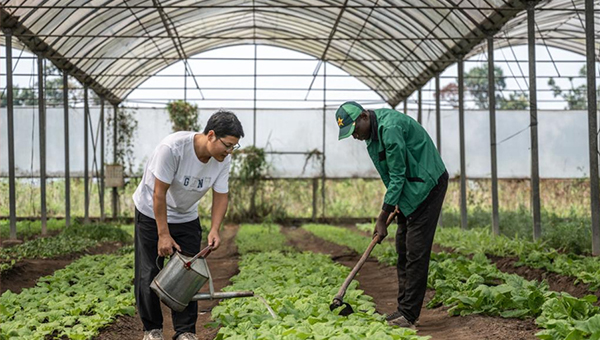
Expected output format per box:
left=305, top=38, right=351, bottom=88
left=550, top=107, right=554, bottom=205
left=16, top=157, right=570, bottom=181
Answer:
left=337, top=116, right=344, bottom=127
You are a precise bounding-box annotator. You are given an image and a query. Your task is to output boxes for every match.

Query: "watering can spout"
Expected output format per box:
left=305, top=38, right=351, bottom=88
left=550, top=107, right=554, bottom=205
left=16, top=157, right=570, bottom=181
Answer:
left=192, top=291, right=254, bottom=301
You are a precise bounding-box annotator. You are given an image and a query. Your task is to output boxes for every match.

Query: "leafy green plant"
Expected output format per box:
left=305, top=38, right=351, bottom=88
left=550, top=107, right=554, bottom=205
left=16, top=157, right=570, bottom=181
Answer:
left=303, top=224, right=397, bottom=266
left=435, top=227, right=600, bottom=291
left=0, top=250, right=135, bottom=339
left=166, top=100, right=200, bottom=132
left=0, top=223, right=132, bottom=273
left=303, top=223, right=600, bottom=339
left=235, top=224, right=291, bottom=254
left=213, top=251, right=426, bottom=340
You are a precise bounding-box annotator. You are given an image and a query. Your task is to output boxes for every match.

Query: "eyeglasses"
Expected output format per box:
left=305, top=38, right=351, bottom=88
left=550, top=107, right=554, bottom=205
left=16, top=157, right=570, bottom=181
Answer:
left=218, top=138, right=240, bottom=151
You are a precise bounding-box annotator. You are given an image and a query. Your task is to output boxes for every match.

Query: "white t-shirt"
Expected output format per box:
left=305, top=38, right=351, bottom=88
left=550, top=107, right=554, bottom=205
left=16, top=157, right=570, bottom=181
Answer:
left=133, top=131, right=231, bottom=223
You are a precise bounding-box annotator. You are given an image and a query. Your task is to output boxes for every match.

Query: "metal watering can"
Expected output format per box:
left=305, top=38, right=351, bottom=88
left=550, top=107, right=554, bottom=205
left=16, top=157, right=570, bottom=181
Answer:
left=150, top=245, right=254, bottom=312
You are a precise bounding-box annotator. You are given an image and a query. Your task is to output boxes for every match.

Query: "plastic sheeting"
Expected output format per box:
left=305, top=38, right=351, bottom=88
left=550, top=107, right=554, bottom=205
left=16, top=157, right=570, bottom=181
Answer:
left=0, top=107, right=592, bottom=178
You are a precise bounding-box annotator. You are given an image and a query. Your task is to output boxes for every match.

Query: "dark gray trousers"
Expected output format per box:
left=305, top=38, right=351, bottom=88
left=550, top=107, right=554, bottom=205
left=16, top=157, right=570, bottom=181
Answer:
left=395, top=171, right=448, bottom=323
left=134, top=209, right=202, bottom=339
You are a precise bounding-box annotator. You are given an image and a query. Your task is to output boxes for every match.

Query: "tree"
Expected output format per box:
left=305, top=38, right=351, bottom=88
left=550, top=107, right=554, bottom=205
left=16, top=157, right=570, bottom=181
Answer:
left=439, top=83, right=459, bottom=109
left=464, top=65, right=507, bottom=109
left=499, top=92, right=529, bottom=110
left=547, top=66, right=591, bottom=110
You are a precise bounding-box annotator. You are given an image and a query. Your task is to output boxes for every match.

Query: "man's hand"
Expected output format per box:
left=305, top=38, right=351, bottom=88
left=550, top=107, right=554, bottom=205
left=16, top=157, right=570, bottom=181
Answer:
left=373, top=210, right=391, bottom=243
left=158, top=234, right=181, bottom=257
left=208, top=229, right=221, bottom=250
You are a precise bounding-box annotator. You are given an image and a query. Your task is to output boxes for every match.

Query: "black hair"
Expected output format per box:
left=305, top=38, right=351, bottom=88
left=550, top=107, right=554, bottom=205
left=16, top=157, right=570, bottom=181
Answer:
left=203, top=110, right=245, bottom=138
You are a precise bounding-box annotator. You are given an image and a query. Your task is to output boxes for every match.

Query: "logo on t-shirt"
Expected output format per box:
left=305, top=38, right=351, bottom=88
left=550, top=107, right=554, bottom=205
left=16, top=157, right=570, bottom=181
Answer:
left=183, top=176, right=212, bottom=190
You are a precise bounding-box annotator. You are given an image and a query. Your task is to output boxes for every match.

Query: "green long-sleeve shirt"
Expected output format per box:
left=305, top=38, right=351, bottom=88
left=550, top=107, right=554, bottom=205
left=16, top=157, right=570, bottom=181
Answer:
left=366, top=108, right=446, bottom=217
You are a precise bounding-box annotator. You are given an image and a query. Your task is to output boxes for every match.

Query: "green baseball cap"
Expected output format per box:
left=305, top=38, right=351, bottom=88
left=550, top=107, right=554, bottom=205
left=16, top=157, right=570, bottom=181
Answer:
left=336, top=101, right=364, bottom=140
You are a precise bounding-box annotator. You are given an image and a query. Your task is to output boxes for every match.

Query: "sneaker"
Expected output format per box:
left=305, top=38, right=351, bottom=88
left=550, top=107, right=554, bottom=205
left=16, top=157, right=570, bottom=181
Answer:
left=175, top=333, right=198, bottom=340
left=386, top=311, right=416, bottom=329
left=143, top=329, right=164, bottom=340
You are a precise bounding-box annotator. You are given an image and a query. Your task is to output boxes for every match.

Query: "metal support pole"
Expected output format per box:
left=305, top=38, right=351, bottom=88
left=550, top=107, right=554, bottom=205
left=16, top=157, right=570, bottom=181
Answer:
left=63, top=71, right=71, bottom=227
left=435, top=74, right=441, bottom=152
left=84, top=86, right=90, bottom=224
left=112, top=104, right=119, bottom=219
left=183, top=61, right=187, bottom=102
left=458, top=58, right=468, bottom=230
left=528, top=3, right=542, bottom=240
left=417, top=88, right=422, bottom=124
left=4, top=29, right=17, bottom=239
left=585, top=0, right=600, bottom=255
left=488, top=36, right=500, bottom=235
left=435, top=74, right=442, bottom=226
left=312, top=178, right=318, bottom=221
left=403, top=99, right=408, bottom=115
left=321, top=62, right=327, bottom=218
left=100, top=98, right=105, bottom=221
left=38, top=55, right=47, bottom=235
left=253, top=44, right=257, bottom=146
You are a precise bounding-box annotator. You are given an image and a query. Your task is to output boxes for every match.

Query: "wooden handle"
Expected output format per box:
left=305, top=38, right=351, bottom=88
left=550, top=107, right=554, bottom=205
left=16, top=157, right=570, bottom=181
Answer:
left=334, top=211, right=397, bottom=300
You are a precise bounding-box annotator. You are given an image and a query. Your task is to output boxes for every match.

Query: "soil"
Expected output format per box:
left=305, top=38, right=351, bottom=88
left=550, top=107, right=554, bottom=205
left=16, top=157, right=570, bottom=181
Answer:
left=94, top=224, right=241, bottom=340
left=489, top=255, right=600, bottom=304
left=1, top=242, right=125, bottom=294
left=283, top=226, right=538, bottom=340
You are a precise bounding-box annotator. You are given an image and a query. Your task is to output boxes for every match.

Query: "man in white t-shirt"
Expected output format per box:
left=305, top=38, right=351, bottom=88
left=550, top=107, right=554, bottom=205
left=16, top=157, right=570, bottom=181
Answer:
left=133, top=110, right=244, bottom=340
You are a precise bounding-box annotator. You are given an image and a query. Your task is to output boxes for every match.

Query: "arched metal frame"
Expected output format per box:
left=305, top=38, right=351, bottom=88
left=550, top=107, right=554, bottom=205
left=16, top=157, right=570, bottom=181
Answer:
left=1, top=0, right=599, bottom=255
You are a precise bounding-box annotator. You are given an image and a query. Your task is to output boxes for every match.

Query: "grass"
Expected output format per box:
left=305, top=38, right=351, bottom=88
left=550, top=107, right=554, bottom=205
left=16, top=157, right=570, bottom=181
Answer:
left=1, top=177, right=595, bottom=253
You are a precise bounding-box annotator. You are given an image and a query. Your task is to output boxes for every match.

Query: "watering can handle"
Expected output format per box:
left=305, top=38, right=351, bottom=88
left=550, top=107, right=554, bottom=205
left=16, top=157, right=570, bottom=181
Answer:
left=183, top=245, right=213, bottom=269
left=198, top=245, right=213, bottom=258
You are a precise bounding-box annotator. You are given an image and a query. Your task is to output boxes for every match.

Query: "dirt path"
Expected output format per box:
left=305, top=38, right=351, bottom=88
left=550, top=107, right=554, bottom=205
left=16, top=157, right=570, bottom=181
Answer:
left=94, top=224, right=241, bottom=340
left=284, top=227, right=538, bottom=340
left=0, top=242, right=125, bottom=294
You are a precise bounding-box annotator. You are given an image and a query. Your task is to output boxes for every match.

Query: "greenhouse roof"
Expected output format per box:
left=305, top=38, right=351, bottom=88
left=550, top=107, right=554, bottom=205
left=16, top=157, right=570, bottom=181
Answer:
left=1, top=0, right=597, bottom=106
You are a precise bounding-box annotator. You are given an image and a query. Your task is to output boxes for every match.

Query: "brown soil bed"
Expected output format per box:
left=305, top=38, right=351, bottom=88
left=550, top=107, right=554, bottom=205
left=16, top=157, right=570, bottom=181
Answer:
left=94, top=224, right=241, bottom=340
left=337, top=225, right=597, bottom=303
left=1, top=242, right=125, bottom=294
left=489, top=255, right=600, bottom=304
left=284, top=226, right=538, bottom=340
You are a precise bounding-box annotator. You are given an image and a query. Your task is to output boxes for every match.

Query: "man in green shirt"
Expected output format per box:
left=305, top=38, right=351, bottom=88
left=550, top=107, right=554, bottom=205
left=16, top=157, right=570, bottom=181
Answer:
left=336, top=101, right=448, bottom=328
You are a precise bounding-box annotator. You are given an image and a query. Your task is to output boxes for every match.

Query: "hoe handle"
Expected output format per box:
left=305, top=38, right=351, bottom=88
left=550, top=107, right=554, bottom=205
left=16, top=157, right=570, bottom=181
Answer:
left=333, top=212, right=397, bottom=301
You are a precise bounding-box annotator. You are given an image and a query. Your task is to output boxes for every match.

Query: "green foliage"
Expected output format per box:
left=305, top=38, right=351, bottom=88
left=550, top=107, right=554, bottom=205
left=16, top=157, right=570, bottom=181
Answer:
left=0, top=219, right=66, bottom=241
left=434, top=227, right=600, bottom=292
left=213, top=251, right=426, bottom=340
left=463, top=65, right=506, bottom=109
left=302, top=223, right=600, bottom=339
left=303, top=224, right=397, bottom=266
left=535, top=295, right=600, bottom=340
left=166, top=100, right=200, bottom=132
left=441, top=206, right=593, bottom=255
left=501, top=92, right=529, bottom=110
left=0, top=223, right=133, bottom=273
left=235, top=224, right=291, bottom=254
left=232, top=146, right=269, bottom=182
left=547, top=66, right=599, bottom=110
left=0, top=250, right=135, bottom=339
left=228, top=147, right=288, bottom=222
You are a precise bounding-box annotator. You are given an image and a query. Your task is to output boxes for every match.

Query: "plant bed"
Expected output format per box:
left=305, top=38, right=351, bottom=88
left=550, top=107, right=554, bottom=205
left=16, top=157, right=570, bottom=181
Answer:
left=287, top=226, right=538, bottom=340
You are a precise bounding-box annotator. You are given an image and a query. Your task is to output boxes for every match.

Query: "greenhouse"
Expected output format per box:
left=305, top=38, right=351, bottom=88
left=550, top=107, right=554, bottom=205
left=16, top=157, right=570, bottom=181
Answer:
left=1, top=1, right=600, bottom=339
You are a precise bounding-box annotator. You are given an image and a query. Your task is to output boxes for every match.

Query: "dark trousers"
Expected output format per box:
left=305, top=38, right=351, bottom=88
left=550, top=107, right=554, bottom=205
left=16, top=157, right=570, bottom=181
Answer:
left=134, top=209, right=202, bottom=339
left=395, top=171, right=448, bottom=323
